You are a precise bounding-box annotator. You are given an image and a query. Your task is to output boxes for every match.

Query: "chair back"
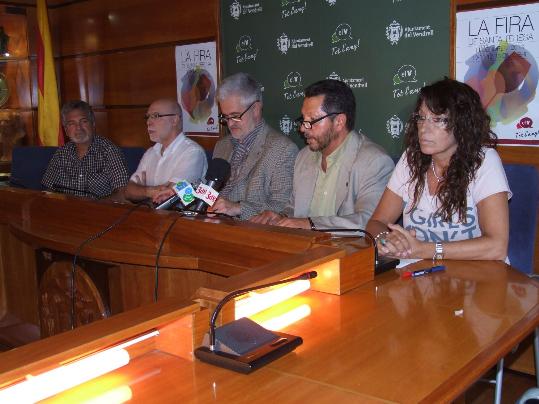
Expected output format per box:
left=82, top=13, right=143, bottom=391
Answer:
left=120, top=147, right=145, bottom=177
left=10, top=146, right=146, bottom=191
left=505, top=163, right=539, bottom=274
left=10, top=146, right=57, bottom=190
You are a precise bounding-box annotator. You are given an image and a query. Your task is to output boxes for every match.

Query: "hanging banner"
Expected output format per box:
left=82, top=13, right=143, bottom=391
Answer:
left=456, top=4, right=539, bottom=145
left=175, top=41, right=219, bottom=133
left=220, top=0, right=450, bottom=157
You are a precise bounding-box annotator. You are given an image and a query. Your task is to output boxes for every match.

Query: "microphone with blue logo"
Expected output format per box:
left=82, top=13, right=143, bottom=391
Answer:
left=154, top=180, right=196, bottom=210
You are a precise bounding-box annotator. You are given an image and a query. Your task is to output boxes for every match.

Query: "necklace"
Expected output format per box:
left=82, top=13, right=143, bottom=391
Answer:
left=431, top=160, right=444, bottom=183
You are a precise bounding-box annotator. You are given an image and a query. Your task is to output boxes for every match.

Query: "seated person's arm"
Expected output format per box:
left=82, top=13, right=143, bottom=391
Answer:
left=103, top=147, right=130, bottom=201
left=373, top=191, right=509, bottom=261
left=125, top=180, right=173, bottom=203
left=366, top=187, right=404, bottom=237
left=221, top=142, right=298, bottom=220
left=249, top=184, right=296, bottom=225
left=41, top=151, right=62, bottom=191
left=308, top=153, right=394, bottom=230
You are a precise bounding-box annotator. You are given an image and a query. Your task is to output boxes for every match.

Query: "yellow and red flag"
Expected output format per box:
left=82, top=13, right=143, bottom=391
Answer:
left=36, top=0, right=63, bottom=146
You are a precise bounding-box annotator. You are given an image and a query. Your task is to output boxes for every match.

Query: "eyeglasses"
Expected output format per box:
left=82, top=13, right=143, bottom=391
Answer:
left=294, top=112, right=343, bottom=130
left=64, top=118, right=92, bottom=129
left=144, top=112, right=177, bottom=121
left=218, top=100, right=258, bottom=125
left=411, top=113, right=449, bottom=129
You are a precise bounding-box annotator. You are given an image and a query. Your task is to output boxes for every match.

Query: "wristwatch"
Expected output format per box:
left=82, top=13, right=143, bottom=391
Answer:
left=434, top=242, right=444, bottom=260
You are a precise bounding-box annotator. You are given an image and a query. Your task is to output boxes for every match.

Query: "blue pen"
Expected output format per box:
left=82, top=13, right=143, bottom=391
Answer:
left=402, top=265, right=446, bottom=278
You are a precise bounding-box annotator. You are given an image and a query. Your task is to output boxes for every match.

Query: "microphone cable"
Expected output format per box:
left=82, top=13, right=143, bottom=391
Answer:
left=152, top=209, right=238, bottom=302
left=153, top=216, right=179, bottom=302
left=69, top=201, right=145, bottom=330
left=314, top=227, right=381, bottom=271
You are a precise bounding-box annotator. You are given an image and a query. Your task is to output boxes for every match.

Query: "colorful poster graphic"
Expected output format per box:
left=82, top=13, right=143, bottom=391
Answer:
left=175, top=42, right=219, bottom=133
left=456, top=4, right=539, bottom=145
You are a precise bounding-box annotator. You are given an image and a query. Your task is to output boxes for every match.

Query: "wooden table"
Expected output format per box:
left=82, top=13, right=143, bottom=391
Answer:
left=32, top=260, right=539, bottom=403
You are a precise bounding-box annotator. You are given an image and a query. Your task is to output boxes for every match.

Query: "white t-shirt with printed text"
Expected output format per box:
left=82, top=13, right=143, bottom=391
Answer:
left=387, top=148, right=511, bottom=243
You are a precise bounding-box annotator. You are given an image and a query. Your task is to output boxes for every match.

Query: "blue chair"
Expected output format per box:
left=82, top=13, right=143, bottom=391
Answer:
left=10, top=146, right=57, bottom=190
left=505, top=163, right=539, bottom=275
left=120, top=147, right=145, bottom=177
left=10, top=146, right=146, bottom=191
left=484, top=163, right=539, bottom=404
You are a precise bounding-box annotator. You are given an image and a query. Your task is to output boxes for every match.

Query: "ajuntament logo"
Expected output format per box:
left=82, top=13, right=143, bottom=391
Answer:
left=386, top=20, right=435, bottom=45
left=235, top=35, right=259, bottom=63
left=331, top=23, right=360, bottom=56
left=277, top=33, right=314, bottom=55
left=229, top=0, right=263, bottom=20
left=283, top=71, right=304, bottom=100
left=386, top=115, right=404, bottom=139
left=327, top=72, right=367, bottom=88
left=279, top=115, right=294, bottom=135
left=281, top=0, right=307, bottom=19
left=386, top=21, right=403, bottom=45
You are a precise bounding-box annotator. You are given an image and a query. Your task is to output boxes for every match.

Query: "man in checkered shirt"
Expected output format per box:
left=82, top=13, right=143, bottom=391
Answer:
left=42, top=100, right=129, bottom=199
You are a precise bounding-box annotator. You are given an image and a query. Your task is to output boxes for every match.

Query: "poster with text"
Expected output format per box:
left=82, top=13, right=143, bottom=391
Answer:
left=456, top=4, right=539, bottom=145
left=175, top=42, right=219, bottom=133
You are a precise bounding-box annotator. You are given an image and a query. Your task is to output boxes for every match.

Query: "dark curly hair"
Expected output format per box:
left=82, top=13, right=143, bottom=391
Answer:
left=404, top=78, right=497, bottom=223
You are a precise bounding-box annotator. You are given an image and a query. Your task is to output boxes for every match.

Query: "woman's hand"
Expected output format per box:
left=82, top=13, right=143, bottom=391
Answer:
left=378, top=224, right=421, bottom=258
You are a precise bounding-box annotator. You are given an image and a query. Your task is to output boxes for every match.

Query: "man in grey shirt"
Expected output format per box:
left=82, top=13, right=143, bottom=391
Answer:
left=209, top=72, right=298, bottom=220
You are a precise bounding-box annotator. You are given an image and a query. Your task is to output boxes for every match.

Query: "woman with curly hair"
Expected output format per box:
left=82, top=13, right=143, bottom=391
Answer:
left=366, top=78, right=511, bottom=260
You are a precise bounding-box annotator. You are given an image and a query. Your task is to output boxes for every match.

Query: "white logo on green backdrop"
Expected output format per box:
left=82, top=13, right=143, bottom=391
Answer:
left=331, top=24, right=360, bottom=55
left=327, top=72, right=368, bottom=88
left=277, top=33, right=314, bottom=55
left=280, top=115, right=294, bottom=135
left=325, top=0, right=337, bottom=5
left=386, top=115, right=404, bottom=139
left=386, top=21, right=403, bottom=45
left=281, top=0, right=307, bottom=19
left=393, top=65, right=425, bottom=99
left=277, top=34, right=291, bottom=54
left=229, top=0, right=263, bottom=20
left=386, top=20, right=435, bottom=45
left=230, top=0, right=241, bottom=19
left=283, top=72, right=304, bottom=100
left=236, top=35, right=259, bottom=63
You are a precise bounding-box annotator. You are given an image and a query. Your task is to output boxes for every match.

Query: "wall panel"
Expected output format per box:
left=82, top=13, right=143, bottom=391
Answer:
left=51, top=0, right=218, bottom=56
left=60, top=47, right=177, bottom=106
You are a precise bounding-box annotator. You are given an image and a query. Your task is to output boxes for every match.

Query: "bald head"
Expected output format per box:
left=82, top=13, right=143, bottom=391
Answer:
left=146, top=98, right=183, bottom=148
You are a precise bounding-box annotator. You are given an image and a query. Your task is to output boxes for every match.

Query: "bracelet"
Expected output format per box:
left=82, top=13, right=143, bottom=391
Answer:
left=307, top=217, right=316, bottom=231
left=374, top=231, right=390, bottom=247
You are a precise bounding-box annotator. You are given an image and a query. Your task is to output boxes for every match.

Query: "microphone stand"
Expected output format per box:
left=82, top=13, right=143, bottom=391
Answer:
left=208, top=271, right=316, bottom=351
left=194, top=271, right=317, bottom=374
left=315, top=228, right=398, bottom=274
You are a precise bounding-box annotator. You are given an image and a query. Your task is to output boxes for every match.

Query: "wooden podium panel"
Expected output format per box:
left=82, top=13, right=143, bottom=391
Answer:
left=0, top=188, right=374, bottom=341
left=0, top=260, right=536, bottom=403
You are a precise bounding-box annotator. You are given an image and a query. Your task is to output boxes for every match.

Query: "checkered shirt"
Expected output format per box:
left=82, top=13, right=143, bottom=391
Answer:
left=41, top=135, right=129, bottom=199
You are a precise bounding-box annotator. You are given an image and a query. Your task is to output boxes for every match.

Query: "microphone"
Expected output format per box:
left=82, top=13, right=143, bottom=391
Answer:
left=154, top=180, right=196, bottom=210
left=191, top=158, right=231, bottom=213
left=194, top=271, right=317, bottom=374
left=315, top=227, right=399, bottom=275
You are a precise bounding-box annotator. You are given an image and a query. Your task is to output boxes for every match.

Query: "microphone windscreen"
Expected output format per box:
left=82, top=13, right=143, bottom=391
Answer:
left=206, top=158, right=231, bottom=182
left=301, top=271, right=317, bottom=280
